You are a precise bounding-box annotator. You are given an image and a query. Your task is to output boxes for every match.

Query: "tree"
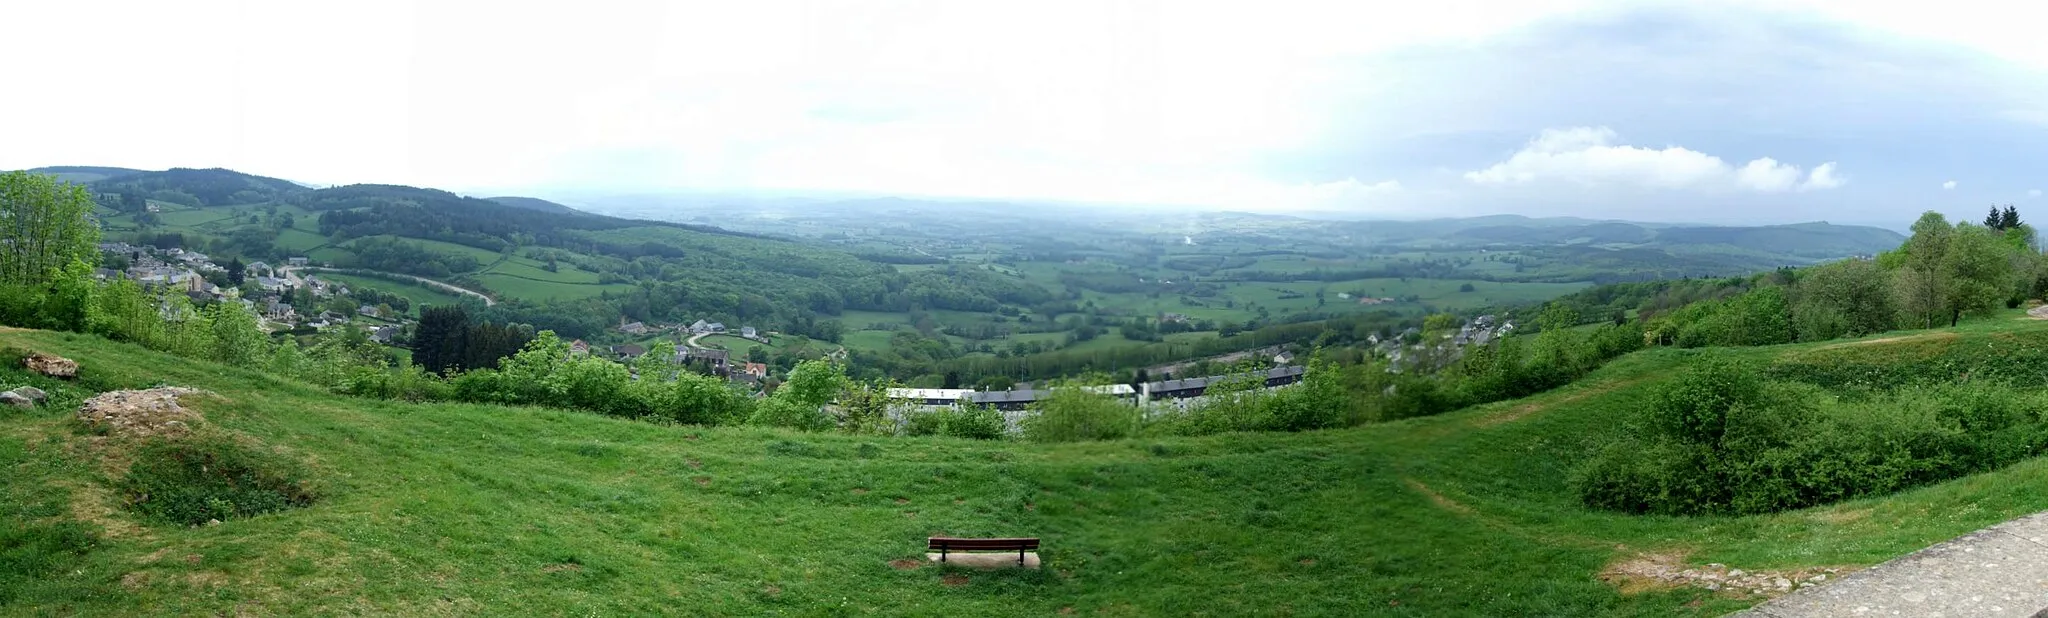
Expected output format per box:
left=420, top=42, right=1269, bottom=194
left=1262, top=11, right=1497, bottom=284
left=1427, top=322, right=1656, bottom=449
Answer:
left=225, top=257, right=246, bottom=285
left=1895, top=212, right=1954, bottom=328
left=1986, top=205, right=2005, bottom=229
left=2002, top=205, right=2022, bottom=231
left=204, top=302, right=268, bottom=366
left=0, top=172, right=100, bottom=287
left=942, top=370, right=961, bottom=389
left=413, top=306, right=471, bottom=375
left=1940, top=224, right=2015, bottom=326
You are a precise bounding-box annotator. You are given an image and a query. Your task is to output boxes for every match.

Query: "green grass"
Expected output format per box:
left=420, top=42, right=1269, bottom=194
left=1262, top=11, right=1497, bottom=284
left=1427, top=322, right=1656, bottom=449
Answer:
left=11, top=317, right=2048, bottom=614
left=471, top=273, right=630, bottom=302
left=272, top=228, right=330, bottom=252
left=310, top=273, right=467, bottom=315
left=481, top=257, right=602, bottom=284
left=352, top=235, right=506, bottom=269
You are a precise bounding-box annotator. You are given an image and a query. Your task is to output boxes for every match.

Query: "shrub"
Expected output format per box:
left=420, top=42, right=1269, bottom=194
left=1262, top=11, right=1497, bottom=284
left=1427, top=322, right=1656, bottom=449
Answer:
left=1021, top=387, right=1139, bottom=442
left=906, top=404, right=1009, bottom=440
left=121, top=435, right=316, bottom=525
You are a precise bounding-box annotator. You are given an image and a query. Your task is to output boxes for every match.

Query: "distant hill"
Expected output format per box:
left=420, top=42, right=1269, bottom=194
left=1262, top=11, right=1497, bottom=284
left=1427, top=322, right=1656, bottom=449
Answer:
left=90, top=167, right=308, bottom=207
left=1650, top=222, right=1905, bottom=259
left=485, top=196, right=582, bottom=215
left=24, top=166, right=147, bottom=184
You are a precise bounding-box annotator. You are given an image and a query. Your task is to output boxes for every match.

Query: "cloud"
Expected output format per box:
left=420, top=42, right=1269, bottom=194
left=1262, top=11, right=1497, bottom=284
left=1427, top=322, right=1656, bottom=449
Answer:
left=1463, top=127, right=1844, bottom=192
left=2031, top=189, right=2042, bottom=198
left=1944, top=180, right=1959, bottom=189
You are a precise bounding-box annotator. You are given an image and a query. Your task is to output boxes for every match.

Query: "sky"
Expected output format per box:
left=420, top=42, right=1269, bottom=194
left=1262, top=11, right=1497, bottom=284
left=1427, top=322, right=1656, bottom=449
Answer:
left=4, top=0, right=2046, bottom=226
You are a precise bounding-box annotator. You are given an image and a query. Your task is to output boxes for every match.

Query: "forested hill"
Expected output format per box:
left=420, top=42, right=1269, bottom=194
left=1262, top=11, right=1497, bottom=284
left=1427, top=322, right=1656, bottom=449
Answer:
left=486, top=196, right=582, bottom=215
left=90, top=167, right=307, bottom=207
left=24, top=165, right=146, bottom=183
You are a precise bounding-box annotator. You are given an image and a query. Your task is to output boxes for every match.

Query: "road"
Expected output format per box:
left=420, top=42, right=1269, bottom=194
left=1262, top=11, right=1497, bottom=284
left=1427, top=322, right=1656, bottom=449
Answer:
left=280, top=266, right=496, bottom=306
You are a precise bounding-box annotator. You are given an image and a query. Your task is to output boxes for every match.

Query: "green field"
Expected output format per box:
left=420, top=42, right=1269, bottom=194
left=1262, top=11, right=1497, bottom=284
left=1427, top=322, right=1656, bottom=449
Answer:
left=7, top=317, right=2048, bottom=614
left=481, top=256, right=602, bottom=284
left=351, top=235, right=506, bottom=268
left=310, top=273, right=468, bottom=315
left=272, top=228, right=330, bottom=252
left=471, top=273, right=631, bottom=301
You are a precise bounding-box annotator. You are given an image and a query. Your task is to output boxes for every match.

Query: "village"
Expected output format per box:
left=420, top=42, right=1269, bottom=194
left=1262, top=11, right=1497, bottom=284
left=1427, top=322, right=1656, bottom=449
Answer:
left=96, top=242, right=410, bottom=344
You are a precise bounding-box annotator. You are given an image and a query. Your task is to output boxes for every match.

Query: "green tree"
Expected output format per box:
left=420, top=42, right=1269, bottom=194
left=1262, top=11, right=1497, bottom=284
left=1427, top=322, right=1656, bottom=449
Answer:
left=1940, top=224, right=2015, bottom=326
left=1895, top=212, right=1954, bottom=328
left=0, top=172, right=101, bottom=287
left=1791, top=258, right=1896, bottom=341
left=204, top=302, right=268, bottom=366
left=413, top=306, right=471, bottom=375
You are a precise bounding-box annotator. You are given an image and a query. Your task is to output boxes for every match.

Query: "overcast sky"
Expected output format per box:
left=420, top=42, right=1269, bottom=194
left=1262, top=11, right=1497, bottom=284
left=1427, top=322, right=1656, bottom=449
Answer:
left=5, top=0, right=2046, bottom=225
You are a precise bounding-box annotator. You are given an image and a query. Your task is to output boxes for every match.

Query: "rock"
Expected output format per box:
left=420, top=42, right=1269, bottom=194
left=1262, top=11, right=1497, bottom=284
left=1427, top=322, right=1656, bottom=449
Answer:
left=1728, top=569, right=1746, bottom=578
left=1774, top=577, right=1792, bottom=589
left=204, top=519, right=221, bottom=527
left=11, top=386, right=45, bottom=402
left=1809, top=574, right=1827, bottom=583
left=0, top=391, right=31, bottom=408
left=76, top=387, right=205, bottom=437
left=23, top=354, right=77, bottom=379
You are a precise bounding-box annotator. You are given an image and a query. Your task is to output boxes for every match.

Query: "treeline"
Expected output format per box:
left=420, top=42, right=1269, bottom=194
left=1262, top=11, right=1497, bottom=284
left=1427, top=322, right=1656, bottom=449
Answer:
left=91, top=168, right=304, bottom=208
left=1527, top=209, right=2042, bottom=349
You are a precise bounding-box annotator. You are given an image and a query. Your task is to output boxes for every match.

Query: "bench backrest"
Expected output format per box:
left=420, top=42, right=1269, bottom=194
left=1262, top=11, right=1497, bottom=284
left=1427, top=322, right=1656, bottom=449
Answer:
left=929, top=537, right=1040, bottom=551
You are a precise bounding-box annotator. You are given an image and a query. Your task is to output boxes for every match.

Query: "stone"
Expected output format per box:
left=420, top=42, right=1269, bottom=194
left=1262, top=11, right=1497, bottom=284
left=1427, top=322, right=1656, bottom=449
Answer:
left=1729, top=569, right=1746, bottom=577
left=23, top=354, right=77, bottom=379
left=11, top=386, right=45, bottom=401
left=1731, top=511, right=2048, bottom=617
left=0, top=391, right=31, bottom=408
left=75, top=387, right=205, bottom=437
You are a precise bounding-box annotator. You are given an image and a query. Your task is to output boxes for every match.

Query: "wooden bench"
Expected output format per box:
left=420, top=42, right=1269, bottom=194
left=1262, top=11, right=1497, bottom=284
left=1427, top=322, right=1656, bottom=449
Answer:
left=928, top=537, right=1039, bottom=566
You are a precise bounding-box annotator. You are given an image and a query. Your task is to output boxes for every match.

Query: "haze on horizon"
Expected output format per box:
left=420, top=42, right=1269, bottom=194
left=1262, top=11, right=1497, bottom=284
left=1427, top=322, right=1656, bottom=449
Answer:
left=5, top=0, right=2046, bottom=226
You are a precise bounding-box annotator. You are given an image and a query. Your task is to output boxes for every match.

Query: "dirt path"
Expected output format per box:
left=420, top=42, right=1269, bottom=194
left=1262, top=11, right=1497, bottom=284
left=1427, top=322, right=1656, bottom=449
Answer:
left=2029, top=304, right=2048, bottom=320
left=283, top=266, right=495, bottom=306
left=1471, top=377, right=1645, bottom=428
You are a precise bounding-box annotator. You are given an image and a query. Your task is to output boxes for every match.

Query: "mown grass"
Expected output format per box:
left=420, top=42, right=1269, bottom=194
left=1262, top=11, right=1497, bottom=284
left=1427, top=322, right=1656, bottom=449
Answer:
left=310, top=273, right=466, bottom=315
left=7, top=318, right=2048, bottom=615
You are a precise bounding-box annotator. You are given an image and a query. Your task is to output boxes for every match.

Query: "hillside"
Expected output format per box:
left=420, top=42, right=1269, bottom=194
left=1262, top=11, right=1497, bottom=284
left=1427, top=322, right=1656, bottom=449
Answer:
left=9, top=316, right=2048, bottom=615
left=486, top=196, right=583, bottom=215
left=90, top=168, right=308, bottom=207
left=24, top=166, right=145, bottom=183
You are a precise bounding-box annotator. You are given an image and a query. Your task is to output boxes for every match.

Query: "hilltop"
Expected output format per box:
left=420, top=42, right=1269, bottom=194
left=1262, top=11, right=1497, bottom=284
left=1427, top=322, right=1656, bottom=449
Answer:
left=8, top=313, right=2048, bottom=615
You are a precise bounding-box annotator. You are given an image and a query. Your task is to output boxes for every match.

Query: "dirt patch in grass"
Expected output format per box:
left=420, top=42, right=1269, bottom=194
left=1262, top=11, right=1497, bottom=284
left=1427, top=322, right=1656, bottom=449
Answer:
left=1812, top=331, right=1959, bottom=350
left=941, top=573, right=969, bottom=587
left=887, top=559, right=922, bottom=570
left=1472, top=378, right=1644, bottom=428
left=1404, top=478, right=1474, bottom=516
left=541, top=563, right=583, bottom=573
left=1599, top=551, right=1848, bottom=599
left=1809, top=507, right=1872, bottom=525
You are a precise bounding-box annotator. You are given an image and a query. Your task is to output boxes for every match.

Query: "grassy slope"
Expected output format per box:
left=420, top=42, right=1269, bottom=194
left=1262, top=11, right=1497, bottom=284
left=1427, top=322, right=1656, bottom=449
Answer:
left=10, top=319, right=2048, bottom=615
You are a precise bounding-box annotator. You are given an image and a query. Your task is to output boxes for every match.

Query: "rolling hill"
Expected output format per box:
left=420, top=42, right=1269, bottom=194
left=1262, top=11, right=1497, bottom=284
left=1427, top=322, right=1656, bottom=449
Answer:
left=23, top=166, right=146, bottom=183
left=5, top=314, right=2048, bottom=614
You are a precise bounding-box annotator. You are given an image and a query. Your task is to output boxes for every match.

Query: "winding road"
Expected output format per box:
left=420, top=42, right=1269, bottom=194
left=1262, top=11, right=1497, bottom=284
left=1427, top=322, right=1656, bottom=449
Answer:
left=280, top=266, right=496, bottom=306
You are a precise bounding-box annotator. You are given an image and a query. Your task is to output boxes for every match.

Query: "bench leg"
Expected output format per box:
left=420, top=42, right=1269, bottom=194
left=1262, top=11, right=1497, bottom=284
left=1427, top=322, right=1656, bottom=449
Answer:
left=1018, top=548, right=1025, bottom=566
left=940, top=548, right=948, bottom=562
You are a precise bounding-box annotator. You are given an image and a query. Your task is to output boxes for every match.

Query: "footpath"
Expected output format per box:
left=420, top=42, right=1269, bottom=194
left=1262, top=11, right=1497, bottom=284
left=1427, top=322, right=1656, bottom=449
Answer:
left=1731, top=511, right=2048, bottom=617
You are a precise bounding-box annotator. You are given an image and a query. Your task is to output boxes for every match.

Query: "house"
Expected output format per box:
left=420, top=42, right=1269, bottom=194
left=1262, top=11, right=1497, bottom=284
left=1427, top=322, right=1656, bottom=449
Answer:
left=358, top=305, right=380, bottom=318
left=742, top=362, right=768, bottom=378
left=679, top=348, right=730, bottom=372
left=620, top=321, right=649, bottom=335
left=255, top=276, right=287, bottom=292
left=263, top=299, right=294, bottom=320
left=369, top=326, right=398, bottom=344
left=1160, top=312, right=1189, bottom=324
left=740, top=326, right=758, bottom=339
left=245, top=261, right=271, bottom=275
left=967, top=389, right=1047, bottom=411
left=610, top=344, right=647, bottom=361
left=706, top=322, right=726, bottom=334
left=688, top=319, right=713, bottom=334
left=184, top=290, right=212, bottom=304
left=93, top=268, right=120, bottom=280
left=887, top=388, right=976, bottom=406
left=287, top=257, right=309, bottom=266
left=569, top=339, right=592, bottom=356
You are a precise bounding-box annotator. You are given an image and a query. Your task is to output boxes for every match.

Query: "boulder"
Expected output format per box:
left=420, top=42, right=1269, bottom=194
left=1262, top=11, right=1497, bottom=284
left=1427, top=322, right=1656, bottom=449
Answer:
left=11, top=386, right=45, bottom=402
left=0, top=391, right=31, bottom=408
left=23, top=354, right=77, bottom=379
left=76, top=387, right=205, bottom=437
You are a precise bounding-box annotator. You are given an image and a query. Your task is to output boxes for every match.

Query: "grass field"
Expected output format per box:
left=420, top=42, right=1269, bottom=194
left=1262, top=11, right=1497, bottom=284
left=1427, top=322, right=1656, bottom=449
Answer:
left=310, top=273, right=468, bottom=315
left=471, top=273, right=631, bottom=302
left=272, top=228, right=330, bottom=252
left=481, top=257, right=602, bottom=284
left=351, top=235, right=506, bottom=269
left=8, top=317, right=2048, bottom=614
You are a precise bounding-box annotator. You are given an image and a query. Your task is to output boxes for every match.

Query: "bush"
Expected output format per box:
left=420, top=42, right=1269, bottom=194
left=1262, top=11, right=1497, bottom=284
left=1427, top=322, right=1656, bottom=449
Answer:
left=902, top=404, right=1008, bottom=440
left=121, top=435, right=316, bottom=525
left=1021, top=387, right=1139, bottom=443
left=1576, top=361, right=2048, bottom=515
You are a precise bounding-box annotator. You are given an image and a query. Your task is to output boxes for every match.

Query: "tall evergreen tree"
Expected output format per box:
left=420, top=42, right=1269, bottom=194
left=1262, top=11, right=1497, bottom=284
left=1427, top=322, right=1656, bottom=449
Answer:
left=413, top=305, right=471, bottom=375
left=2002, top=205, right=2022, bottom=231
left=1986, top=206, right=2005, bottom=229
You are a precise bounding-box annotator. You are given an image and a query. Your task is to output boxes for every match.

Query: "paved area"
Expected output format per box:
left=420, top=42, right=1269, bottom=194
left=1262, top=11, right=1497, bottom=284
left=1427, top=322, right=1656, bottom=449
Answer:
left=1732, top=512, right=2048, bottom=617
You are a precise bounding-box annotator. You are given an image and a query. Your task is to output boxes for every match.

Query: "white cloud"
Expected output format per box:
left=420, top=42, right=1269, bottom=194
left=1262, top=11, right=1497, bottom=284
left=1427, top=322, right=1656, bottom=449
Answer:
left=1944, top=180, right=1959, bottom=189
left=1463, top=127, right=1843, bottom=192
left=2031, top=189, right=2043, bottom=198
left=1803, top=162, right=1846, bottom=190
